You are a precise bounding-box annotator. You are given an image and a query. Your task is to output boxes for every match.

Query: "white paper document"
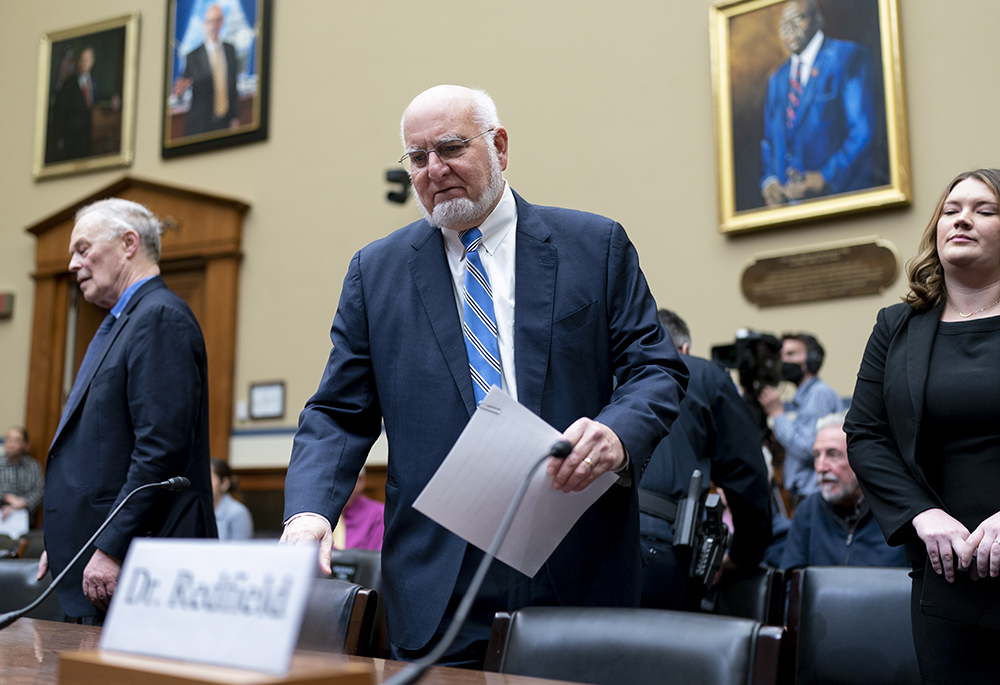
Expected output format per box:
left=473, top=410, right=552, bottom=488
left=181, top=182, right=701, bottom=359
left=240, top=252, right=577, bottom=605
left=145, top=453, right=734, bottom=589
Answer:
left=413, top=387, right=617, bottom=577
left=0, top=508, right=29, bottom=538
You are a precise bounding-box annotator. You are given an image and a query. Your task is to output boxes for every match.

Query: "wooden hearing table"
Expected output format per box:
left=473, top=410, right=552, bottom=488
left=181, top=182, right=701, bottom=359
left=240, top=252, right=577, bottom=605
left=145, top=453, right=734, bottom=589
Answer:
left=0, top=618, right=575, bottom=685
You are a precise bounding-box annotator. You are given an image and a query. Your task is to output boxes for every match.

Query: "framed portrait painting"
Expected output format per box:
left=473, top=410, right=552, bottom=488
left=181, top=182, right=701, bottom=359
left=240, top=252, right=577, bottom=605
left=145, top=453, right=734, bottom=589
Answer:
left=162, top=0, right=271, bottom=158
left=33, top=13, right=139, bottom=180
left=709, top=0, right=910, bottom=233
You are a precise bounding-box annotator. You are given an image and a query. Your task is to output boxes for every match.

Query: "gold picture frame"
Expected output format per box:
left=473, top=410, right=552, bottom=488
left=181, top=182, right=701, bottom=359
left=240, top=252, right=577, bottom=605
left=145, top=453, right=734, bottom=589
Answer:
left=33, top=13, right=140, bottom=180
left=709, top=0, right=910, bottom=233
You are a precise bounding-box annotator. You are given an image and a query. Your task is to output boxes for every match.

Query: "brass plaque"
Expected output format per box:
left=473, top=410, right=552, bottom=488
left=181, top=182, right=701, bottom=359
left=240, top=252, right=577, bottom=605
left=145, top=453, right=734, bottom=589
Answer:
left=741, top=237, right=900, bottom=307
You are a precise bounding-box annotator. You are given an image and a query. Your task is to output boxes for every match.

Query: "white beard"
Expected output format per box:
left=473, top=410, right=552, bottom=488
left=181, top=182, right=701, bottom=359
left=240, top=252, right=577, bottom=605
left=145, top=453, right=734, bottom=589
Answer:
left=416, top=147, right=504, bottom=230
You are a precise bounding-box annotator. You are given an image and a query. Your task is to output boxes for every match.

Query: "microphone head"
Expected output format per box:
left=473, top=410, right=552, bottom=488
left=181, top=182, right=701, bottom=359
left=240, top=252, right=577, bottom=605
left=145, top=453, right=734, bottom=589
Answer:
left=161, top=477, right=191, bottom=492
left=549, top=440, right=573, bottom=459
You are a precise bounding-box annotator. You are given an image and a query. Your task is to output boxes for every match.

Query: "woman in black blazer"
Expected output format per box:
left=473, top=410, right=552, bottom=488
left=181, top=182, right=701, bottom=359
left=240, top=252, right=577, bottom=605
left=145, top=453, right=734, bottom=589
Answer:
left=846, top=169, right=1000, bottom=684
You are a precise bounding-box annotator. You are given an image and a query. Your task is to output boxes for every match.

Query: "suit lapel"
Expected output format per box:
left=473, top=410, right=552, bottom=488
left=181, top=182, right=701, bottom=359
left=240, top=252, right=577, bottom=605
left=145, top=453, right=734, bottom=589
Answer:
left=50, top=278, right=164, bottom=448
left=905, top=307, right=940, bottom=438
left=512, top=194, right=557, bottom=418
left=408, top=224, right=478, bottom=416
left=794, top=39, right=830, bottom=128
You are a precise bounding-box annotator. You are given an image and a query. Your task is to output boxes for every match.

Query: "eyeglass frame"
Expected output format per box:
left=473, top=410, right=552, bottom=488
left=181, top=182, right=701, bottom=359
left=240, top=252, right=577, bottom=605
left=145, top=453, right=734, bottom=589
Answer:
left=398, top=128, right=496, bottom=170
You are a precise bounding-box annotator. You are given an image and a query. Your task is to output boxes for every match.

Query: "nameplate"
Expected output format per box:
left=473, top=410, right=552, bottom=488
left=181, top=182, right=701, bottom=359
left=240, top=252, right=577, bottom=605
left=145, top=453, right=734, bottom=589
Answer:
left=100, top=539, right=317, bottom=675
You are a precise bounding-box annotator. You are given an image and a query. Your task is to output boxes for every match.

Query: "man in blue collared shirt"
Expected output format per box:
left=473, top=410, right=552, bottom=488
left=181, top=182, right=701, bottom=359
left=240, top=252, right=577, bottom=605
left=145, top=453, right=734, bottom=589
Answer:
left=759, top=333, right=841, bottom=502
left=41, top=198, right=216, bottom=621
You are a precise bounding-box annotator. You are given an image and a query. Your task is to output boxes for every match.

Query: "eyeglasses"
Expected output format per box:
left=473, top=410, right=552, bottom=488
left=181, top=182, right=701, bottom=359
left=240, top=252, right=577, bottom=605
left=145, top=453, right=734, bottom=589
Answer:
left=398, top=129, right=495, bottom=171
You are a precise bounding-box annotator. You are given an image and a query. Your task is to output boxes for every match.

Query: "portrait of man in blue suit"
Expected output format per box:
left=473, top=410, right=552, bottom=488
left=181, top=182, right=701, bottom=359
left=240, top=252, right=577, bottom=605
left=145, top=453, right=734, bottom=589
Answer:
left=281, top=85, right=689, bottom=668
left=760, top=0, right=884, bottom=206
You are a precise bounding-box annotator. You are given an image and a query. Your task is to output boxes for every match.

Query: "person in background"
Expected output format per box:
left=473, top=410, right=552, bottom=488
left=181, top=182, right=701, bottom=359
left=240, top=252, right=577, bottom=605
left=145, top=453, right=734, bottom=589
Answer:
left=758, top=332, right=841, bottom=503
left=639, top=309, right=771, bottom=610
left=333, top=468, right=384, bottom=550
left=1, top=427, right=43, bottom=520
left=211, top=458, right=254, bottom=540
left=780, top=412, right=906, bottom=569
left=847, top=169, right=1000, bottom=683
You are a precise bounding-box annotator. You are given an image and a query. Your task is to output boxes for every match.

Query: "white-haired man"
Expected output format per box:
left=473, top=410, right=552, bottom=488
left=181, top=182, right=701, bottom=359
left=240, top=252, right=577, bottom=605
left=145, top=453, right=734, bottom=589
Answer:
left=41, top=198, right=217, bottom=623
left=780, top=411, right=905, bottom=569
left=281, top=85, right=688, bottom=666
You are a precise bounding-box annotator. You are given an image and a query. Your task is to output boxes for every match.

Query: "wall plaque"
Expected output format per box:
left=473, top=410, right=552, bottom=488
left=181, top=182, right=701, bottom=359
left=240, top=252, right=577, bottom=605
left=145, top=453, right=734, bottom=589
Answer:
left=741, top=237, right=899, bottom=307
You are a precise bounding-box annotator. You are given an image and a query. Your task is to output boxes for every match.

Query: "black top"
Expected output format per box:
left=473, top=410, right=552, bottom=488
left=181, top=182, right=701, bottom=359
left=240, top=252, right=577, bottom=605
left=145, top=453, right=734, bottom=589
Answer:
left=921, top=315, right=1000, bottom=531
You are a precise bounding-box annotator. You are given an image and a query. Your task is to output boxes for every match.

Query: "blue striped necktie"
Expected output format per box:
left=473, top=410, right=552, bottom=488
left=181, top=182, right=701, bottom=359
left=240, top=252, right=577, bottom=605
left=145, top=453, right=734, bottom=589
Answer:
left=460, top=228, right=502, bottom=405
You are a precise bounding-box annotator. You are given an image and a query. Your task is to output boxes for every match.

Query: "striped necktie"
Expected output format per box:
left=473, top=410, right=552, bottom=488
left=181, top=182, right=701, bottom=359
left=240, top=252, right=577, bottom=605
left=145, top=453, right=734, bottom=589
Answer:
left=786, top=60, right=803, bottom=129
left=460, top=228, right=502, bottom=405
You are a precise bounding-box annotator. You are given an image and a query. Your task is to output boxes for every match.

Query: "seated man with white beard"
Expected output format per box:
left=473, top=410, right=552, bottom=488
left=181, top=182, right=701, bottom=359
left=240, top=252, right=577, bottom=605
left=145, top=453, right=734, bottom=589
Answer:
left=780, top=412, right=906, bottom=569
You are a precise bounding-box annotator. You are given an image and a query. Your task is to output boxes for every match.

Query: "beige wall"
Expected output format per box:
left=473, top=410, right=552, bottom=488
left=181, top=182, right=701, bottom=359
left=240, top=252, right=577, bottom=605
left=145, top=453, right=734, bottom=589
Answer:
left=2, top=1, right=998, bottom=454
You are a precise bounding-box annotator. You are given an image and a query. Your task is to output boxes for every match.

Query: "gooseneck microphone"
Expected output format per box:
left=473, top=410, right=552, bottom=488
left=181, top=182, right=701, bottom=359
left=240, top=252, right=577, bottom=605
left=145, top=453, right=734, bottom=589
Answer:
left=383, top=440, right=574, bottom=685
left=0, top=477, right=191, bottom=630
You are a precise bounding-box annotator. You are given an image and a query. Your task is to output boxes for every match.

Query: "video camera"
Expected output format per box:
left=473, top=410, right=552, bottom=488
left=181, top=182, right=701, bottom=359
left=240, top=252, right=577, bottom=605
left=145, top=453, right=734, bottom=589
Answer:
left=672, top=470, right=733, bottom=594
left=710, top=328, right=783, bottom=398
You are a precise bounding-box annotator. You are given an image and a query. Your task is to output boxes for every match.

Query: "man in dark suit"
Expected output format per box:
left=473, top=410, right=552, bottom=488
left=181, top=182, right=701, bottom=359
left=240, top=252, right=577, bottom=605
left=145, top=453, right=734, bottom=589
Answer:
left=639, top=309, right=771, bottom=610
left=760, top=0, right=881, bottom=205
left=40, top=198, right=217, bottom=621
left=281, top=85, right=688, bottom=666
left=173, top=4, right=240, bottom=137
left=47, top=45, right=96, bottom=163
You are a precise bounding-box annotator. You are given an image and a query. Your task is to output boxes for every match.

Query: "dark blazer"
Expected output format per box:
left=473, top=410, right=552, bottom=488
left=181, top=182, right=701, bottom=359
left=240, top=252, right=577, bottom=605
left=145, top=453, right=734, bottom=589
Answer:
left=48, top=76, right=93, bottom=162
left=181, top=42, right=240, bottom=136
left=639, top=355, right=771, bottom=567
left=761, top=37, right=878, bottom=195
left=845, top=302, right=947, bottom=551
left=44, top=277, right=217, bottom=617
left=285, top=191, right=688, bottom=650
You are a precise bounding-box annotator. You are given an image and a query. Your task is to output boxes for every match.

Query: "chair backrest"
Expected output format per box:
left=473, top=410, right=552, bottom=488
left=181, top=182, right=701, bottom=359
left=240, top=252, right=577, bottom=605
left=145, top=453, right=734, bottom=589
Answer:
left=788, top=566, right=920, bottom=685
left=485, top=606, right=783, bottom=685
left=296, top=578, right=376, bottom=656
left=328, top=548, right=385, bottom=657
left=713, top=566, right=785, bottom=626
left=0, top=558, right=66, bottom=621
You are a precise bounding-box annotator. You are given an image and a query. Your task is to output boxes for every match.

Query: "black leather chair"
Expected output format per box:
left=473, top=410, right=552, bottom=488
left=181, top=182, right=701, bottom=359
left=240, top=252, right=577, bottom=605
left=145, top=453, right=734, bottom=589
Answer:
left=0, top=558, right=66, bottom=621
left=329, top=548, right=385, bottom=657
left=485, top=606, right=783, bottom=685
left=0, top=535, right=27, bottom=559
left=713, top=566, right=785, bottom=626
left=296, top=578, right=376, bottom=656
left=787, top=566, right=920, bottom=685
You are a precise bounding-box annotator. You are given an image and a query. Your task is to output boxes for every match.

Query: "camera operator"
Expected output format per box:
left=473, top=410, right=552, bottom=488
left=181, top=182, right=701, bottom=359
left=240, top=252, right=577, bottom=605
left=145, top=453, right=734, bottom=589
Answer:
left=758, top=333, right=841, bottom=504
left=639, top=310, right=772, bottom=610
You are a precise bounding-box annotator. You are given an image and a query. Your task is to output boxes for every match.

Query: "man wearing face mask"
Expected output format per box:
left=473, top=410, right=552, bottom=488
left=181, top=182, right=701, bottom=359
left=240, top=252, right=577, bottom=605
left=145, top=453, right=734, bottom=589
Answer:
left=758, top=333, right=841, bottom=503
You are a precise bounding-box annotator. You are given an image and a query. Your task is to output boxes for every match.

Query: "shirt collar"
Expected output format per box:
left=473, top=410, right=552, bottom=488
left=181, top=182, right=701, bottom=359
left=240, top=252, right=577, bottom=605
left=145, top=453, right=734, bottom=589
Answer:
left=111, top=276, right=155, bottom=319
left=795, top=29, right=825, bottom=75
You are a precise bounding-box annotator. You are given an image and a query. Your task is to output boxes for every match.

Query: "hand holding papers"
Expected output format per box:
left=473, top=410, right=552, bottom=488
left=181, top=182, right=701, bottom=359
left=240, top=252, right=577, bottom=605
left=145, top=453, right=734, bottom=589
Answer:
left=413, top=387, right=617, bottom=577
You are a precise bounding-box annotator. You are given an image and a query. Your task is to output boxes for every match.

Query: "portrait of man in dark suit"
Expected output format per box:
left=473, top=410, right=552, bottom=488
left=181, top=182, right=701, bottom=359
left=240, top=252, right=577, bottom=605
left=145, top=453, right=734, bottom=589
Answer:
left=173, top=4, right=241, bottom=137
left=42, top=27, right=126, bottom=168
left=40, top=198, right=217, bottom=622
left=163, top=0, right=270, bottom=157
left=281, top=84, right=689, bottom=668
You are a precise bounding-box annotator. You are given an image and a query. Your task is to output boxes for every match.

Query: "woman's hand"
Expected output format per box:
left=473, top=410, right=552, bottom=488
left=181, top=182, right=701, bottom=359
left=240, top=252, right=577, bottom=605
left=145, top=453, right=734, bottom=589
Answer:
left=965, top=512, right=1000, bottom=580
left=912, top=508, right=973, bottom=583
